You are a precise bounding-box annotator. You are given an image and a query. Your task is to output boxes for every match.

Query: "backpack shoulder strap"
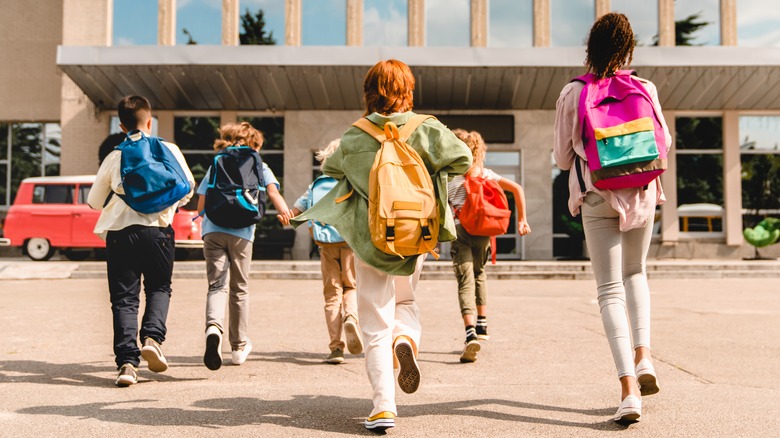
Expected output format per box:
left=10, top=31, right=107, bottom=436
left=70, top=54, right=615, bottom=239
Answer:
left=398, top=114, right=434, bottom=141
left=352, top=118, right=386, bottom=142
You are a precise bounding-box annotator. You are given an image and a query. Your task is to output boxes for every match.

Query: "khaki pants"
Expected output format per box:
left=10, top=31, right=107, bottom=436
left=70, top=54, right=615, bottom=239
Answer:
left=355, top=255, right=425, bottom=417
left=203, top=232, right=253, bottom=351
left=318, top=242, right=358, bottom=351
left=450, top=224, right=491, bottom=316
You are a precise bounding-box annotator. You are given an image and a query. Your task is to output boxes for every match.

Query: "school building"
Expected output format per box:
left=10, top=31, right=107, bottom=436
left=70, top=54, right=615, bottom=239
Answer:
left=2, top=0, right=779, bottom=260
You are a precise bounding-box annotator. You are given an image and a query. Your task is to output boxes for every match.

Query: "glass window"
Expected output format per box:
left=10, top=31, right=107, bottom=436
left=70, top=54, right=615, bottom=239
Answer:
left=551, top=0, right=594, bottom=47
left=174, top=116, right=220, bottom=184
left=177, top=0, right=222, bottom=45
left=302, top=0, right=347, bottom=46
left=110, top=116, right=158, bottom=136
left=611, top=0, right=658, bottom=47
left=239, top=0, right=284, bottom=45
left=675, top=0, right=719, bottom=46
left=11, top=124, right=43, bottom=204
left=676, top=117, right=724, bottom=233
left=738, top=0, right=780, bottom=47
left=488, top=0, right=532, bottom=48
left=33, top=185, right=73, bottom=204
left=426, top=0, right=470, bottom=47
left=43, top=123, right=61, bottom=177
left=364, top=0, right=408, bottom=46
left=0, top=123, right=7, bottom=161
left=740, top=116, right=780, bottom=228
left=78, top=185, right=92, bottom=205
left=113, top=0, right=158, bottom=46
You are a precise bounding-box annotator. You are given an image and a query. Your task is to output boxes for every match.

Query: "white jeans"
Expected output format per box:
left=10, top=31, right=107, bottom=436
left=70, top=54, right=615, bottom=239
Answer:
left=355, top=255, right=425, bottom=417
left=581, top=193, right=653, bottom=379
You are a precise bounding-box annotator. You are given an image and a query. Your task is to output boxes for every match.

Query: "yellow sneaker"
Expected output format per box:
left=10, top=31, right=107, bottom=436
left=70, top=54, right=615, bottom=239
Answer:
left=364, top=411, right=395, bottom=432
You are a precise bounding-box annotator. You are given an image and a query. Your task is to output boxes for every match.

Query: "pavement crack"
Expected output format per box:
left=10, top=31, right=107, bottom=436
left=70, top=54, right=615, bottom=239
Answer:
left=656, top=357, right=713, bottom=384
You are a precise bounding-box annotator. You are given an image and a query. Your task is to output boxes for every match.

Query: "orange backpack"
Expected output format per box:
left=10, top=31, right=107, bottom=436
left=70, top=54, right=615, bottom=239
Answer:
left=351, top=115, right=440, bottom=260
left=456, top=173, right=511, bottom=263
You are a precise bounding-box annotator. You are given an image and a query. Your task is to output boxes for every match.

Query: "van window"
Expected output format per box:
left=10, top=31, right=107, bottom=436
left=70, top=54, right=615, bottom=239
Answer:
left=32, top=184, right=74, bottom=204
left=78, top=185, right=92, bottom=204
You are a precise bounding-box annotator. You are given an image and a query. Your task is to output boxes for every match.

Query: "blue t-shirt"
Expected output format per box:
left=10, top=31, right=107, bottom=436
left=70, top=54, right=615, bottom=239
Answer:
left=197, top=162, right=280, bottom=242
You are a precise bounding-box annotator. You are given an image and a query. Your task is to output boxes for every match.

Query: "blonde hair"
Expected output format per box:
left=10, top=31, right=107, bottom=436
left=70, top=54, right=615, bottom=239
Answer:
left=213, top=122, right=264, bottom=151
left=453, top=129, right=487, bottom=176
left=315, top=138, right=341, bottom=167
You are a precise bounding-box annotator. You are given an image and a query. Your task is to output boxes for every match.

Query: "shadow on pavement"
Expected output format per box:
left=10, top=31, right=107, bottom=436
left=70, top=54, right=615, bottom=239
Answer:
left=16, top=395, right=624, bottom=434
left=0, top=360, right=206, bottom=388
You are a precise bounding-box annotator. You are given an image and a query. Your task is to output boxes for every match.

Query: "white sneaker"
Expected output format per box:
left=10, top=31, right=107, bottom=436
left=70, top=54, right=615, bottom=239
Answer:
left=343, top=315, right=364, bottom=355
left=231, top=338, right=252, bottom=365
left=635, top=359, right=660, bottom=396
left=613, top=395, right=641, bottom=424
left=203, top=325, right=222, bottom=371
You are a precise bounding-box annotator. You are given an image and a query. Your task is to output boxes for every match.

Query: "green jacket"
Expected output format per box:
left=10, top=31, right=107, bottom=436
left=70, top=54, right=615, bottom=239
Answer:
left=291, top=111, right=472, bottom=275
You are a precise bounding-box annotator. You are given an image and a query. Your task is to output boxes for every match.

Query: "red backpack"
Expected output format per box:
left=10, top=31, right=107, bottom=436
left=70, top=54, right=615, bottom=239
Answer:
left=456, top=174, right=511, bottom=263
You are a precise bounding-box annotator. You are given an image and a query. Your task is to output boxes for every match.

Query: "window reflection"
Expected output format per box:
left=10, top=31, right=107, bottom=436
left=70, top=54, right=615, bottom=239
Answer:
left=364, top=0, right=408, bottom=46
left=113, top=0, right=158, bottom=46
left=551, top=0, right=594, bottom=47
left=674, top=0, right=719, bottom=46
left=240, top=0, right=285, bottom=45
left=489, top=0, right=532, bottom=48
left=426, top=0, right=469, bottom=47
left=302, top=0, right=347, bottom=45
left=740, top=116, right=780, bottom=227
left=611, top=0, right=658, bottom=46
left=177, top=0, right=222, bottom=45
left=738, top=0, right=780, bottom=47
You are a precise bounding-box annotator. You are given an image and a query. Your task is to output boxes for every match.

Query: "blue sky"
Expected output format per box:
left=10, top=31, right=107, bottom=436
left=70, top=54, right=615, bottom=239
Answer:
left=113, top=0, right=779, bottom=48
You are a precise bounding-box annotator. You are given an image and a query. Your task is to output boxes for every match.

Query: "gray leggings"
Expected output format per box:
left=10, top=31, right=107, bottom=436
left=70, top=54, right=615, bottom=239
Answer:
left=581, top=193, right=653, bottom=379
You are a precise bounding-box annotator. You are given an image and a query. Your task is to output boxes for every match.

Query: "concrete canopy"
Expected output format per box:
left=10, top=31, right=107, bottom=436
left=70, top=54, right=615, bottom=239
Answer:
left=57, top=46, right=780, bottom=112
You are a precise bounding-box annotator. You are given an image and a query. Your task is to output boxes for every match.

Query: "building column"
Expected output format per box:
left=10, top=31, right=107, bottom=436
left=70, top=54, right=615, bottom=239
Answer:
left=60, top=0, right=112, bottom=175
left=470, top=0, right=487, bottom=47
left=658, top=0, right=674, bottom=47
left=408, top=0, right=425, bottom=47
left=220, top=111, right=238, bottom=126
left=720, top=0, right=737, bottom=46
left=660, top=111, right=679, bottom=243
left=286, top=0, right=302, bottom=46
left=722, top=111, right=742, bottom=246
left=156, top=111, right=175, bottom=143
left=159, top=0, right=176, bottom=46
left=347, top=0, right=363, bottom=46
left=595, top=0, right=610, bottom=18
left=222, top=0, right=239, bottom=46
left=533, top=0, right=550, bottom=47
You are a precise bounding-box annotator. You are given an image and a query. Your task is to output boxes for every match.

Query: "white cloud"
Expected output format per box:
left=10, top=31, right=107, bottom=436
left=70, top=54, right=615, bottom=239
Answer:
left=364, top=1, right=407, bottom=46
left=426, top=0, right=470, bottom=46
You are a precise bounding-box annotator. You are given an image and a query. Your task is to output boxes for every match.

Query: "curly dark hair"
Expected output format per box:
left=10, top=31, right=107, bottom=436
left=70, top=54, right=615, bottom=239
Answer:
left=585, top=13, right=635, bottom=79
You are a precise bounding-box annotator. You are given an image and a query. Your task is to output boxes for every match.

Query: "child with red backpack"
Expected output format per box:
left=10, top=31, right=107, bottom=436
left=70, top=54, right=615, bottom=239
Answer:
left=553, top=13, right=671, bottom=424
left=281, top=139, right=363, bottom=365
left=197, top=122, right=292, bottom=371
left=448, top=129, right=531, bottom=363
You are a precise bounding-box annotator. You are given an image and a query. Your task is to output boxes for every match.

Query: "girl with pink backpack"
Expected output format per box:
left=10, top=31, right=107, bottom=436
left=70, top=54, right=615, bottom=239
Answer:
left=553, top=13, right=671, bottom=424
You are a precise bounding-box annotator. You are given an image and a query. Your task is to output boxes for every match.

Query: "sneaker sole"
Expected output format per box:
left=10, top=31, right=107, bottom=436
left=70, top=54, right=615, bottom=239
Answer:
left=365, top=418, right=395, bottom=432
left=141, top=347, right=168, bottom=373
left=615, top=412, right=641, bottom=424
left=344, top=320, right=364, bottom=355
left=460, top=341, right=481, bottom=363
left=115, top=376, right=136, bottom=387
left=476, top=334, right=490, bottom=341
left=638, top=373, right=660, bottom=396
left=325, top=357, right=344, bottom=364
left=395, top=342, right=420, bottom=394
left=204, top=333, right=222, bottom=371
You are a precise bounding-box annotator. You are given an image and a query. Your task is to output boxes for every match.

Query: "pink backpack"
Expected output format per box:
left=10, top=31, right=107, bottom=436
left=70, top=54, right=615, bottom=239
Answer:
left=573, top=70, right=667, bottom=190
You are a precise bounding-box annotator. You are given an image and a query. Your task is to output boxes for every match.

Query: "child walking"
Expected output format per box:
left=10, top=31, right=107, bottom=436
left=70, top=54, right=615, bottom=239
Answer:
left=197, top=122, right=292, bottom=370
left=553, top=13, right=670, bottom=423
left=447, top=129, right=531, bottom=363
left=87, top=95, right=195, bottom=387
left=291, top=59, right=471, bottom=433
left=281, top=139, right=363, bottom=365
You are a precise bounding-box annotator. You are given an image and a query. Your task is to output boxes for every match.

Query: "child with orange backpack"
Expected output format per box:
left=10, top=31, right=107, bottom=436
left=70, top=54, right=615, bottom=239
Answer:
left=447, top=129, right=531, bottom=363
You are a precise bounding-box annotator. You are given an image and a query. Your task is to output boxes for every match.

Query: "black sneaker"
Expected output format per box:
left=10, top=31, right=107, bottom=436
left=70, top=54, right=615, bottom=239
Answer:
left=476, top=319, right=490, bottom=341
left=203, top=325, right=222, bottom=371
left=115, top=363, right=137, bottom=387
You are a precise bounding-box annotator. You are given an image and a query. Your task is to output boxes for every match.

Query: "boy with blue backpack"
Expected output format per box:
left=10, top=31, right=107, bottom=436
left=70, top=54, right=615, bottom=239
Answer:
left=281, top=139, right=363, bottom=364
left=87, top=95, right=195, bottom=387
left=198, top=122, right=292, bottom=371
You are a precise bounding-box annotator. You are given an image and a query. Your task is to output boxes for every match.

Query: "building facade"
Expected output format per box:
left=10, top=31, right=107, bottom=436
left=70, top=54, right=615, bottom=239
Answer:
left=2, top=0, right=780, bottom=260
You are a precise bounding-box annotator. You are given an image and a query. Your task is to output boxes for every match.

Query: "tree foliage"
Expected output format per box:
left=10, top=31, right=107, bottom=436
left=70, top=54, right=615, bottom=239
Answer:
left=239, top=8, right=276, bottom=45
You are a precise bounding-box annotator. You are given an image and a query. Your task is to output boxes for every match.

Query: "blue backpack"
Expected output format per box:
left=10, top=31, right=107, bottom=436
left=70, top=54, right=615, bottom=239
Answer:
left=204, top=146, right=267, bottom=228
left=115, top=131, right=191, bottom=214
left=309, top=175, right=343, bottom=243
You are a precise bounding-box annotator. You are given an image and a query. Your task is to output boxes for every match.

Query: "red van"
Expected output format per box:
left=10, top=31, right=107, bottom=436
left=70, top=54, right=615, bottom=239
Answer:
left=0, top=175, right=202, bottom=261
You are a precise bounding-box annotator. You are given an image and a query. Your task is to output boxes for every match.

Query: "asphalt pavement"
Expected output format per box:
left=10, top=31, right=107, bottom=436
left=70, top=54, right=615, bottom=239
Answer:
left=1, top=272, right=779, bottom=437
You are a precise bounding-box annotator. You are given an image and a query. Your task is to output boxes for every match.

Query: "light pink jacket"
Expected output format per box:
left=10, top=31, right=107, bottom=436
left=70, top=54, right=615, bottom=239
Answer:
left=553, top=77, right=672, bottom=231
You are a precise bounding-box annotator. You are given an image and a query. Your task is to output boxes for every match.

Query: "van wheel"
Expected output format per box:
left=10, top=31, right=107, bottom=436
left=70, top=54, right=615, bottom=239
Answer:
left=26, top=238, right=55, bottom=261
left=62, top=249, right=92, bottom=261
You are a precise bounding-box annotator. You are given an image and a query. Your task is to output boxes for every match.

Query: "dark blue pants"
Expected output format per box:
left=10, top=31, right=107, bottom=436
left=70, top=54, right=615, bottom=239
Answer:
left=106, top=225, right=175, bottom=368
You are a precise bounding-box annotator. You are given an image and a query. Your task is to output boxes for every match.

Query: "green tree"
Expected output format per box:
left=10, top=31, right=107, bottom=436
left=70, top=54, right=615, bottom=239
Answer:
left=652, top=9, right=712, bottom=47
left=182, top=28, right=198, bottom=45
left=239, top=8, right=276, bottom=45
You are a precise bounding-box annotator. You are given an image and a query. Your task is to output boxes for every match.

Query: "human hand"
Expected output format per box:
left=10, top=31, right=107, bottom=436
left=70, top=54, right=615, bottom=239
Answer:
left=518, top=219, right=531, bottom=236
